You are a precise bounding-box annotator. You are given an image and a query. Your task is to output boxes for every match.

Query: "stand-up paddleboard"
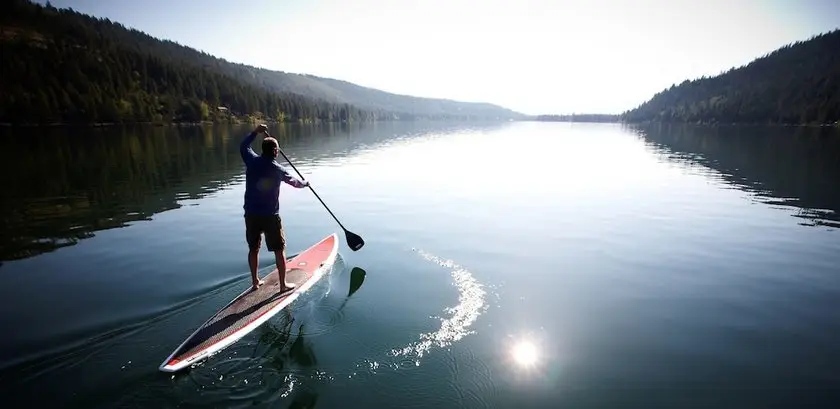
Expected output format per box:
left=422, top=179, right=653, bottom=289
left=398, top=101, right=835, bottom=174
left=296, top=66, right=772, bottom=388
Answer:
left=159, top=233, right=339, bottom=373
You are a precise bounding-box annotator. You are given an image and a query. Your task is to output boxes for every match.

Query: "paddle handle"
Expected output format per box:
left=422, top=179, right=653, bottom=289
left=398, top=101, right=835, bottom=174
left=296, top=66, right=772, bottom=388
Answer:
left=264, top=131, right=349, bottom=232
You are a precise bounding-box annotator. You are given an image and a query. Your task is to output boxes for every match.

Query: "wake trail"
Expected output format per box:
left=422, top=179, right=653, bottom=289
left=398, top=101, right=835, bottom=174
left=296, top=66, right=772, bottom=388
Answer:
left=388, top=248, right=489, bottom=360
left=347, top=247, right=490, bottom=383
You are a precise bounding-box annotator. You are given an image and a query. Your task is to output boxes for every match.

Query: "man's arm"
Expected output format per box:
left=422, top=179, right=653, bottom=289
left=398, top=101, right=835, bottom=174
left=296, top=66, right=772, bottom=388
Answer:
left=240, top=124, right=267, bottom=162
left=276, top=164, right=310, bottom=188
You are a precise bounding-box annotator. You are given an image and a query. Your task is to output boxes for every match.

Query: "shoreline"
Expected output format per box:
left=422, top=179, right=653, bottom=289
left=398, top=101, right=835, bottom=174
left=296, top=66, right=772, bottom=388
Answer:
left=2, top=119, right=837, bottom=129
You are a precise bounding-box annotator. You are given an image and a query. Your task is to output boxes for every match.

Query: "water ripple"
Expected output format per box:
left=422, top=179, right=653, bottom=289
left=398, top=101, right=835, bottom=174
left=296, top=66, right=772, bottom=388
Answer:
left=453, top=348, right=496, bottom=409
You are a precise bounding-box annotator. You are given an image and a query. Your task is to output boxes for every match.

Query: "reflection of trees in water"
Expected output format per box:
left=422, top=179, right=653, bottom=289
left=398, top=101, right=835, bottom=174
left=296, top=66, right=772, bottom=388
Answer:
left=629, top=123, right=840, bottom=228
left=0, top=121, right=508, bottom=261
left=0, top=125, right=240, bottom=261
left=271, top=120, right=511, bottom=161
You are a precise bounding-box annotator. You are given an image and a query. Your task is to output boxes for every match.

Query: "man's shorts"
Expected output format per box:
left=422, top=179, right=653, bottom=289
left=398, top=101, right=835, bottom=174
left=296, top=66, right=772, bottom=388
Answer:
left=245, top=214, right=286, bottom=252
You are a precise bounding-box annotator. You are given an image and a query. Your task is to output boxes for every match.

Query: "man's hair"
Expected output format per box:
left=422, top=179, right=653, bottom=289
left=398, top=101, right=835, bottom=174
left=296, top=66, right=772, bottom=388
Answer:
left=261, top=137, right=278, bottom=156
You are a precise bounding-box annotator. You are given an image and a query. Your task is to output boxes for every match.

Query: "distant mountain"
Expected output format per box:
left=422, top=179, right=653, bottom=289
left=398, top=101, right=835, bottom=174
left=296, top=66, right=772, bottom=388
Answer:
left=0, top=0, right=522, bottom=125
left=219, top=65, right=524, bottom=120
left=622, top=29, right=840, bottom=125
left=76, top=8, right=525, bottom=120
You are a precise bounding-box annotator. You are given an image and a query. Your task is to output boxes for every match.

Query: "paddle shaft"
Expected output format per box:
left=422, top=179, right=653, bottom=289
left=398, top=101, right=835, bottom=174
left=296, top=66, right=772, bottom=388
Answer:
left=265, top=132, right=350, bottom=233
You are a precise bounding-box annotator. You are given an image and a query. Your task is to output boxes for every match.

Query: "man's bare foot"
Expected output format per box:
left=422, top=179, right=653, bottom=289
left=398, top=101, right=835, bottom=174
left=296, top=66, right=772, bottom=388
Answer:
left=251, top=279, right=265, bottom=291
left=276, top=282, right=296, bottom=293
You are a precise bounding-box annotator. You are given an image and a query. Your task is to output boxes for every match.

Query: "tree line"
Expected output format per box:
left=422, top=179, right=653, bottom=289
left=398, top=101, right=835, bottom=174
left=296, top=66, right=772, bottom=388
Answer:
left=0, top=0, right=393, bottom=125
left=622, top=29, right=840, bottom=125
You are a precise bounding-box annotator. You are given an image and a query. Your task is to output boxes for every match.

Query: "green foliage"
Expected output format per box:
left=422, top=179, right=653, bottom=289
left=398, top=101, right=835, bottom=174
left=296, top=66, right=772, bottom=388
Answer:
left=0, top=0, right=391, bottom=124
left=0, top=0, right=522, bottom=125
left=622, top=29, right=840, bottom=125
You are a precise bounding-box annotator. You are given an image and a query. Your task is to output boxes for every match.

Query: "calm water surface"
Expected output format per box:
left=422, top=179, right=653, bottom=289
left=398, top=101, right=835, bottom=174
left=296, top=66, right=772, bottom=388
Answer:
left=1, top=121, right=839, bottom=408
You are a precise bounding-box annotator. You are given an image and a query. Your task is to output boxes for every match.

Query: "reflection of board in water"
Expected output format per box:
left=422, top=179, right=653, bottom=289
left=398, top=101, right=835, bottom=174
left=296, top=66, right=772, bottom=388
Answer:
left=159, top=233, right=339, bottom=373
left=194, top=266, right=369, bottom=403
left=257, top=268, right=367, bottom=372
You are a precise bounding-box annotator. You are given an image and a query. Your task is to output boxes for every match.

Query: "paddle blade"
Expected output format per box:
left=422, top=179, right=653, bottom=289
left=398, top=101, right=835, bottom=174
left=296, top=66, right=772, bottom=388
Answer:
left=344, top=230, right=364, bottom=251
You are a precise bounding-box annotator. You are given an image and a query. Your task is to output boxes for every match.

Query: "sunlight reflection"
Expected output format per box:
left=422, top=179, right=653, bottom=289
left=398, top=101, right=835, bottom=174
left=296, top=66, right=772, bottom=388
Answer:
left=511, top=339, right=539, bottom=368
left=313, top=123, right=668, bottom=204
left=502, top=331, right=556, bottom=382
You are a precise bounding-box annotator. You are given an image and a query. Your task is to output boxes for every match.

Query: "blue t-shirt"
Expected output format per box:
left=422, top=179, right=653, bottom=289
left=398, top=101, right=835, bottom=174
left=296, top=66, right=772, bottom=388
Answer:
left=240, top=132, right=305, bottom=216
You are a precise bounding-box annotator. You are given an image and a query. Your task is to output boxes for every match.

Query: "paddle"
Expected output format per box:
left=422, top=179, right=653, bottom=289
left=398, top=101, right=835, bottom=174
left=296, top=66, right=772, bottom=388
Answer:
left=264, top=131, right=365, bottom=251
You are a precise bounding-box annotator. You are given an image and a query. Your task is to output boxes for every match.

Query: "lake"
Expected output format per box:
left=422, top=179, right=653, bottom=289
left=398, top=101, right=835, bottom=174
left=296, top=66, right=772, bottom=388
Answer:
left=1, top=120, right=839, bottom=408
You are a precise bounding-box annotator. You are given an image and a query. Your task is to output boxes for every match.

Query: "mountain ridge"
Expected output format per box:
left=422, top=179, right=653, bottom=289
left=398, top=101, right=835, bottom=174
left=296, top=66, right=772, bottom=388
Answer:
left=189, top=55, right=524, bottom=119
left=98, top=3, right=523, bottom=119
left=0, top=0, right=523, bottom=125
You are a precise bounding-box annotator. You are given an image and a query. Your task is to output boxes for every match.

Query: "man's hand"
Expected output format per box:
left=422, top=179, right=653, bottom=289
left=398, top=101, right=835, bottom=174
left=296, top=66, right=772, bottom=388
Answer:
left=254, top=124, right=267, bottom=135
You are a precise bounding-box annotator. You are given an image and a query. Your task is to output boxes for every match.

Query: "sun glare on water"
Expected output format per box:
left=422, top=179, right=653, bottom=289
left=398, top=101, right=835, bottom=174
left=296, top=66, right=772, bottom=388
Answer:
left=511, top=339, right=539, bottom=368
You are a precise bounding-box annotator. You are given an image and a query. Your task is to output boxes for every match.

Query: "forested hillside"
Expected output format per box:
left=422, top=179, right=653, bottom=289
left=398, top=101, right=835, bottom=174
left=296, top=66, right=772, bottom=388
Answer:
left=0, top=0, right=390, bottom=124
left=622, top=29, right=840, bottom=125
left=0, top=0, right=521, bottom=125
left=294, top=75, right=523, bottom=119
left=86, top=16, right=524, bottom=120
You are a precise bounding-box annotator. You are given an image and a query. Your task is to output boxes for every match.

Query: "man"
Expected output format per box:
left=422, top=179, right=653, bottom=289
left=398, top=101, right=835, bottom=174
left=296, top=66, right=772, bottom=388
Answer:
left=240, top=124, right=309, bottom=292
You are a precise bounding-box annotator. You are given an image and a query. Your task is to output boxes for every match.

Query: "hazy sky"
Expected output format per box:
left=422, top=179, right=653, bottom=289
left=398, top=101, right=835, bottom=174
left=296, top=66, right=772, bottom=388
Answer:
left=36, top=0, right=840, bottom=115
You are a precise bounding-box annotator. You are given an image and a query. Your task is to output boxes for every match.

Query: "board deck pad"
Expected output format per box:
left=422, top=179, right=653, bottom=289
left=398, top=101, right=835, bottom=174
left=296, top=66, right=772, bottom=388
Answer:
left=171, top=268, right=307, bottom=362
left=160, top=233, right=338, bottom=372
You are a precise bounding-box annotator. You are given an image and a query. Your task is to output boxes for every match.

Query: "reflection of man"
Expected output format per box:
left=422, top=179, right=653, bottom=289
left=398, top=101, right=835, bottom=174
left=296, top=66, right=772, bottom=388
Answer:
left=239, top=124, right=309, bottom=292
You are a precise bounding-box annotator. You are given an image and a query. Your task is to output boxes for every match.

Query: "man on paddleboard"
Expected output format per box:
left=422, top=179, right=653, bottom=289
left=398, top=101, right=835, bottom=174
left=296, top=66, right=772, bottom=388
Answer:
left=240, top=124, right=309, bottom=292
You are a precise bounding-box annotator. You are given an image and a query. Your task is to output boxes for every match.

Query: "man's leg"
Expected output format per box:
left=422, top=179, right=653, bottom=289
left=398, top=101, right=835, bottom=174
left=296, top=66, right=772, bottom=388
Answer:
left=274, top=249, right=293, bottom=291
left=245, top=215, right=265, bottom=291
left=265, top=214, right=295, bottom=292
